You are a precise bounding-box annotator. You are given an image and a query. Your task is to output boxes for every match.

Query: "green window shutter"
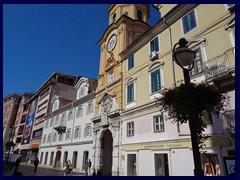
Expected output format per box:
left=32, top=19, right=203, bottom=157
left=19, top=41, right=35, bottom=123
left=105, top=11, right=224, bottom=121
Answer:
left=151, top=69, right=161, bottom=93
left=127, top=83, right=134, bottom=103
left=128, top=54, right=134, bottom=70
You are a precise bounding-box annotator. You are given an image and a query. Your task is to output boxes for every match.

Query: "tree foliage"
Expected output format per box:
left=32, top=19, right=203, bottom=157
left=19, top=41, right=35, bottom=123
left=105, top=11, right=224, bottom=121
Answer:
left=161, top=83, right=224, bottom=147
left=5, top=141, right=16, bottom=151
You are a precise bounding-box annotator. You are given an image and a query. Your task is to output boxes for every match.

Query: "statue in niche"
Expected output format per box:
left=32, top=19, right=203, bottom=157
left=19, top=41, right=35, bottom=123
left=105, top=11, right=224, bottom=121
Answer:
left=101, top=97, right=113, bottom=125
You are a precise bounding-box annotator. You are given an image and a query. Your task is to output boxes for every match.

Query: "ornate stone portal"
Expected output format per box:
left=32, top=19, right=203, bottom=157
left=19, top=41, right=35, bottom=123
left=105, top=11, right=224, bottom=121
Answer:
left=92, top=92, right=121, bottom=176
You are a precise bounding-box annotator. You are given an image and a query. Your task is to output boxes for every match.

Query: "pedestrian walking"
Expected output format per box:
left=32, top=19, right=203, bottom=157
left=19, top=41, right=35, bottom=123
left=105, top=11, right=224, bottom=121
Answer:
left=12, top=156, right=22, bottom=176
left=67, top=159, right=73, bottom=176
left=84, top=160, right=88, bottom=176
left=62, top=160, right=70, bottom=176
left=88, top=159, right=92, bottom=175
left=34, top=157, right=39, bottom=173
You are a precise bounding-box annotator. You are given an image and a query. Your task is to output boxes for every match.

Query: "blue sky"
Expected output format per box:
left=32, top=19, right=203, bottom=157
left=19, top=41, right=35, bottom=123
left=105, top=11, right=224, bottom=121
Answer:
left=3, top=4, right=160, bottom=97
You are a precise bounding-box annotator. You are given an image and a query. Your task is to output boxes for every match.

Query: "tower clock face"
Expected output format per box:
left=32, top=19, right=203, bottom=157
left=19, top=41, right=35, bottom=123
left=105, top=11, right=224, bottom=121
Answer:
left=107, top=34, right=117, bottom=52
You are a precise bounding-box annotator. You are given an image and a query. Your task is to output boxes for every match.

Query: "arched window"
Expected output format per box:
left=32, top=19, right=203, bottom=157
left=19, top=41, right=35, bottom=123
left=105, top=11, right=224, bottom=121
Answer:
left=112, top=13, right=116, bottom=23
left=40, top=152, right=44, bottom=164
left=72, top=151, right=78, bottom=169
left=52, top=100, right=59, bottom=112
left=137, top=10, right=143, bottom=21
left=44, top=152, right=48, bottom=165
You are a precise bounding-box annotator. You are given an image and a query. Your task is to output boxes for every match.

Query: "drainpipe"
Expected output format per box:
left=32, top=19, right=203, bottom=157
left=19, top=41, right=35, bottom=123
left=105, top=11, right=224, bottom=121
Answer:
left=163, top=17, right=176, bottom=88
left=163, top=17, right=180, bottom=133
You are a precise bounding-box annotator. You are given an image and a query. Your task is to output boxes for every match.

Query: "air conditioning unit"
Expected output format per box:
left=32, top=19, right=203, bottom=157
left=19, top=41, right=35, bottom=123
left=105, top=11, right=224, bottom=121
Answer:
left=149, top=51, right=158, bottom=60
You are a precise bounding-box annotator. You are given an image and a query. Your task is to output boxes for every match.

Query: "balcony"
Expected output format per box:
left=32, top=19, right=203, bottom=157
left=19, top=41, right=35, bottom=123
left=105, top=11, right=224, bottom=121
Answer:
left=53, top=120, right=66, bottom=134
left=203, top=47, right=235, bottom=92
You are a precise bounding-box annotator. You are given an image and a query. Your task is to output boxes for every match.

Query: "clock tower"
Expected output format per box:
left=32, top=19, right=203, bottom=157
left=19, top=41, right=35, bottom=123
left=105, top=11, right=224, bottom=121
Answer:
left=92, top=4, right=150, bottom=176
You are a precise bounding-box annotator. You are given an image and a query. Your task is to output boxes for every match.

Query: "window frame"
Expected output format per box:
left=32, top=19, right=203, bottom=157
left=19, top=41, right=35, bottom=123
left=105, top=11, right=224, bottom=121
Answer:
left=87, top=102, right=94, bottom=114
left=74, top=127, right=80, bottom=139
left=153, top=114, right=165, bottom=133
left=189, top=47, right=203, bottom=76
left=182, top=9, right=197, bottom=34
left=149, top=36, right=160, bottom=54
left=76, top=106, right=83, bottom=118
left=150, top=68, right=161, bottom=94
left=128, top=54, right=134, bottom=71
left=66, top=129, right=71, bottom=140
left=127, top=122, right=134, bottom=137
left=127, top=82, right=135, bottom=104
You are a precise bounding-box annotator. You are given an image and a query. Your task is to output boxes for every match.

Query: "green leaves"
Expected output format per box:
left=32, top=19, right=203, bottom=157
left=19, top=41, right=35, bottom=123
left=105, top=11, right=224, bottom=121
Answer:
left=161, top=83, right=224, bottom=146
left=5, top=141, right=16, bottom=151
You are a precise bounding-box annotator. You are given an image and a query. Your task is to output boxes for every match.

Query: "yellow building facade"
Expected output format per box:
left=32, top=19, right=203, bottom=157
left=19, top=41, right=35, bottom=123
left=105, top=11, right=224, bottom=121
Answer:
left=120, top=4, right=235, bottom=176
left=92, top=4, right=151, bottom=176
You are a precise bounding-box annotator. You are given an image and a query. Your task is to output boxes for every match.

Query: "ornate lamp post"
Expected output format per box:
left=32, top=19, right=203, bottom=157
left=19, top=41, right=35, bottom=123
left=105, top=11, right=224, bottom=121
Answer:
left=173, top=38, right=204, bottom=176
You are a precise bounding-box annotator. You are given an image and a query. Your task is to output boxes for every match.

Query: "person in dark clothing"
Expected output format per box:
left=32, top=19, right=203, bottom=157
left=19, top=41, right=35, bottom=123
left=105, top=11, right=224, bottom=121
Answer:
left=34, top=157, right=39, bottom=173
left=12, top=156, right=22, bottom=176
left=88, top=159, right=92, bottom=175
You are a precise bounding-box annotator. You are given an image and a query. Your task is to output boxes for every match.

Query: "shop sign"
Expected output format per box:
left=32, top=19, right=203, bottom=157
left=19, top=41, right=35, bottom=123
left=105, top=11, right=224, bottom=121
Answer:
left=57, top=146, right=62, bottom=149
left=31, top=143, right=39, bottom=148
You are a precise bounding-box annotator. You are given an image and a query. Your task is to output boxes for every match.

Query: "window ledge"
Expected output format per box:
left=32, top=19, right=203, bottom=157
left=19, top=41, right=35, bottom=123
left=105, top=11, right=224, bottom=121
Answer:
left=126, top=101, right=136, bottom=109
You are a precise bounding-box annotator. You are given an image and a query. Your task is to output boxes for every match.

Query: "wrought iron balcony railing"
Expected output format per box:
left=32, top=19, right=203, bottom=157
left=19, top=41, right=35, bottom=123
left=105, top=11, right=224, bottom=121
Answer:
left=203, top=47, right=235, bottom=79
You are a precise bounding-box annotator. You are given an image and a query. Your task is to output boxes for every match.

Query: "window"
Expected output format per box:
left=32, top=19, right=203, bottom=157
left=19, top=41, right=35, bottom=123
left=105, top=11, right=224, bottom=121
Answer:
left=61, top=114, right=66, bottom=124
left=68, top=111, right=73, bottom=121
left=202, top=110, right=213, bottom=125
left=127, top=122, right=134, bottom=136
left=153, top=114, right=164, bottom=132
left=47, top=134, right=52, bottom=143
left=55, top=117, right=59, bottom=126
left=87, top=102, right=93, bottom=114
left=189, top=48, right=203, bottom=76
left=128, top=54, right=134, bottom=70
left=66, top=129, right=71, bottom=140
left=76, top=106, right=83, bottom=118
left=112, top=13, right=116, bottom=23
left=150, top=36, right=159, bottom=53
left=45, top=120, right=49, bottom=128
left=137, top=10, right=143, bottom=21
left=53, top=133, right=57, bottom=142
left=78, top=88, right=86, bottom=98
left=151, top=69, right=161, bottom=93
left=52, top=100, right=59, bottom=112
left=182, top=10, right=197, bottom=34
left=58, top=133, right=63, bottom=142
left=127, top=83, right=134, bottom=103
left=42, top=135, right=46, bottom=144
left=84, top=126, right=92, bottom=137
left=32, top=129, right=42, bottom=138
left=50, top=119, right=54, bottom=127
left=74, top=128, right=80, bottom=139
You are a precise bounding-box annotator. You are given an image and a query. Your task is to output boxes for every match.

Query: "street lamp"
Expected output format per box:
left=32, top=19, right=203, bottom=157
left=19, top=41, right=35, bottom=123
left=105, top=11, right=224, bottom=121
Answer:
left=173, top=38, right=204, bottom=176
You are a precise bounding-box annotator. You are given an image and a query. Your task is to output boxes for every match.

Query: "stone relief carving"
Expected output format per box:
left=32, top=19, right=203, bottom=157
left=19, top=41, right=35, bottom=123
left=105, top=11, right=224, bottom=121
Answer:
left=100, top=97, right=113, bottom=126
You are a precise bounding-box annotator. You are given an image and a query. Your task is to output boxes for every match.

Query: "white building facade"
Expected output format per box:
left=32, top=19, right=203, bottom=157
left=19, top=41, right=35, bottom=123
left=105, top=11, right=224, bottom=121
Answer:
left=38, top=77, right=97, bottom=173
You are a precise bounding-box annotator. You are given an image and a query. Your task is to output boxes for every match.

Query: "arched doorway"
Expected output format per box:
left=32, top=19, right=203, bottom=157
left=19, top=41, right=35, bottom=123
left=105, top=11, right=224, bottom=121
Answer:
left=101, top=129, right=113, bottom=176
left=55, top=151, right=61, bottom=168
left=49, top=152, right=54, bottom=166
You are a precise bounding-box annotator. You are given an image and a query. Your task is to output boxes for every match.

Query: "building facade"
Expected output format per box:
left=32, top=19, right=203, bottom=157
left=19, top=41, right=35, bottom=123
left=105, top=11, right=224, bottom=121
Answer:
left=20, top=72, right=79, bottom=161
left=119, top=4, right=235, bottom=176
left=91, top=4, right=151, bottom=176
left=12, top=93, right=33, bottom=153
left=3, top=94, right=20, bottom=151
left=39, top=77, right=97, bottom=173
